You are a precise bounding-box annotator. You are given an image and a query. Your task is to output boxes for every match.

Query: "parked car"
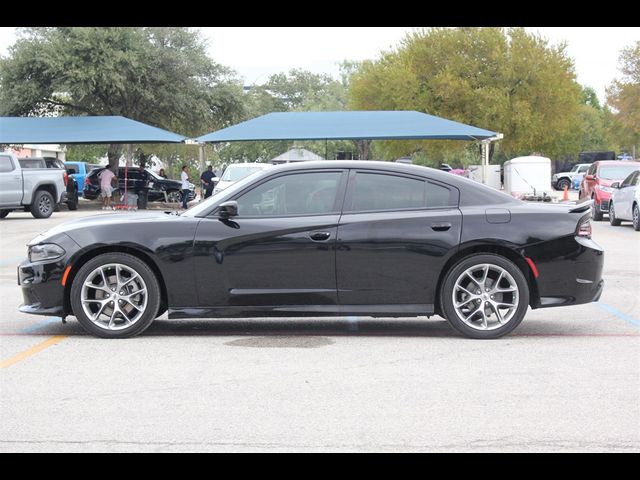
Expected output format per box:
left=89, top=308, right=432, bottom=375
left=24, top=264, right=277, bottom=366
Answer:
left=552, top=163, right=591, bottom=190
left=18, top=161, right=604, bottom=339
left=20, top=157, right=79, bottom=211
left=65, top=161, right=100, bottom=195
left=83, top=167, right=196, bottom=204
left=213, top=163, right=271, bottom=195
left=609, top=170, right=640, bottom=230
left=0, top=152, right=67, bottom=219
left=579, top=160, right=640, bottom=220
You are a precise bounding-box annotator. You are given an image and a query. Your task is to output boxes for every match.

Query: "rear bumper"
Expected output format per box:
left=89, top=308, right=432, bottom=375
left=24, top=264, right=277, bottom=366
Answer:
left=526, top=235, right=604, bottom=309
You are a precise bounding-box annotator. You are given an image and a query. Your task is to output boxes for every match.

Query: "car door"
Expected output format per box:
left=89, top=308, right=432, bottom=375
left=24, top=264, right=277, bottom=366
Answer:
left=193, top=169, right=347, bottom=309
left=0, top=155, right=23, bottom=206
left=336, top=170, right=462, bottom=309
left=617, top=171, right=639, bottom=219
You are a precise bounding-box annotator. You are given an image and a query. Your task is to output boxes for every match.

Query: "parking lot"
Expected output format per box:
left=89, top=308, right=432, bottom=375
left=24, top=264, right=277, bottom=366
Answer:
left=1, top=203, right=639, bottom=452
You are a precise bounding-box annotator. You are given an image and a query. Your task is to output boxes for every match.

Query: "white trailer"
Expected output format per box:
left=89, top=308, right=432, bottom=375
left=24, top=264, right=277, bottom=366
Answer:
left=503, top=156, right=552, bottom=199
left=468, top=164, right=501, bottom=190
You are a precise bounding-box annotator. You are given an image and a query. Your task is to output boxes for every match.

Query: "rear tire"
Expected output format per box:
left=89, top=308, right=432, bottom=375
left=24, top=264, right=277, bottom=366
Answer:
left=440, top=254, right=529, bottom=339
left=67, top=191, right=79, bottom=210
left=70, top=253, right=161, bottom=338
left=609, top=202, right=622, bottom=226
left=0, top=210, right=9, bottom=219
left=556, top=178, right=570, bottom=191
left=633, top=204, right=640, bottom=231
left=30, top=190, right=55, bottom=218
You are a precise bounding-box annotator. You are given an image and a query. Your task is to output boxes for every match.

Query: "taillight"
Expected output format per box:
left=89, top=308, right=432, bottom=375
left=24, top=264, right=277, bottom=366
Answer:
left=577, top=218, right=592, bottom=238
left=63, top=171, right=68, bottom=187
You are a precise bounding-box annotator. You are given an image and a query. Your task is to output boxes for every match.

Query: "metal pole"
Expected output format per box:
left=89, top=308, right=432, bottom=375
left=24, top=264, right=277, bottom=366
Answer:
left=199, top=143, right=205, bottom=171
left=481, top=141, right=488, bottom=185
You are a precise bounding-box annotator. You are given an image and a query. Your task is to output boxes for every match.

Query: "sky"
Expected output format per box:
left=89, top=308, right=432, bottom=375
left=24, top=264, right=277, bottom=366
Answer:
left=1, top=27, right=638, bottom=103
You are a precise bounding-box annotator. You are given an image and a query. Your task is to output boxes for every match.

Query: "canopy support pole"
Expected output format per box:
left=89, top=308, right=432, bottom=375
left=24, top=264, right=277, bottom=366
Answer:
left=199, top=143, right=205, bottom=171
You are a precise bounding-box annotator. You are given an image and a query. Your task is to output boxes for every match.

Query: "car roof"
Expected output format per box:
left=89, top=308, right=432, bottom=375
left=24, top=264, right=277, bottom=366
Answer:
left=595, top=160, right=640, bottom=166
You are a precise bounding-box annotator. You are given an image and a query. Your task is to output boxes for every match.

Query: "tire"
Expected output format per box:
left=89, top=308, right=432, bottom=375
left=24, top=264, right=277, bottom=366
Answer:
left=70, top=253, right=161, bottom=338
left=440, top=254, right=530, bottom=339
left=30, top=190, right=55, bottom=218
left=556, top=178, right=570, bottom=191
left=591, top=196, right=603, bottom=221
left=609, top=202, right=622, bottom=226
left=0, top=210, right=9, bottom=219
left=633, top=204, right=640, bottom=232
left=67, top=191, right=79, bottom=210
left=166, top=190, right=182, bottom=203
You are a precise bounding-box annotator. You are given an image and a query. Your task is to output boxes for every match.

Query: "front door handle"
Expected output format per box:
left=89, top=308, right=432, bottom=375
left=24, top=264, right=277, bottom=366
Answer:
left=309, top=232, right=331, bottom=242
left=431, top=222, right=452, bottom=232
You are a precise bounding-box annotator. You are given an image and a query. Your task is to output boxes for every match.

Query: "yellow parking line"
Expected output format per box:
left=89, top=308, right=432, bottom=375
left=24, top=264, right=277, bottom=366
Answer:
left=0, top=335, right=66, bottom=369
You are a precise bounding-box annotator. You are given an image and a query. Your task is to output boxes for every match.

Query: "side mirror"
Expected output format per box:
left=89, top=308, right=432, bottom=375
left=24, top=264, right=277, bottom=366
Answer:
left=584, top=174, right=595, bottom=181
left=218, top=200, right=238, bottom=219
left=611, top=182, right=620, bottom=189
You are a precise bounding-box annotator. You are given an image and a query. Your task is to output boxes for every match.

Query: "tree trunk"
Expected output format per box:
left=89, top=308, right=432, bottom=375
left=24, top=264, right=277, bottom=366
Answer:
left=107, top=143, right=122, bottom=171
left=353, top=140, right=372, bottom=160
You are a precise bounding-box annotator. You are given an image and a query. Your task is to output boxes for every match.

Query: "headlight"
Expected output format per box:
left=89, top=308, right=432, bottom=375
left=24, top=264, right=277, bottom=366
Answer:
left=28, top=243, right=66, bottom=263
left=598, top=186, right=613, bottom=193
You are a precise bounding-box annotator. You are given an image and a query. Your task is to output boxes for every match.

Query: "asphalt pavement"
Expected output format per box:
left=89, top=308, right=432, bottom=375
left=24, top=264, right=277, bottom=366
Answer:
left=0, top=199, right=638, bottom=452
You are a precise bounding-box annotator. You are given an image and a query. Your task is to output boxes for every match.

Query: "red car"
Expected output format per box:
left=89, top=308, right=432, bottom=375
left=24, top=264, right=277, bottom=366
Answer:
left=579, top=160, right=640, bottom=220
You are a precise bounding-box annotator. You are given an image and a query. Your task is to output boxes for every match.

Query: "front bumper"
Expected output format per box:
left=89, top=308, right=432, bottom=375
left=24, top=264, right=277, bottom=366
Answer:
left=18, top=259, right=67, bottom=316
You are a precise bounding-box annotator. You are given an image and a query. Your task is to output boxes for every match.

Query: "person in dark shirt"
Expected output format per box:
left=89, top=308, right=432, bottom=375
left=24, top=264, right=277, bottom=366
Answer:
left=200, top=164, right=217, bottom=199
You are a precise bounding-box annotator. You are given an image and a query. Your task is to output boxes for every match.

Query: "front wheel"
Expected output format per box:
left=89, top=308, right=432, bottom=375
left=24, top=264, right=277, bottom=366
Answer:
left=0, top=210, right=9, bottom=219
left=440, top=254, right=530, bottom=339
left=592, top=197, right=603, bottom=221
left=70, top=253, right=161, bottom=338
left=166, top=190, right=182, bottom=203
left=633, top=204, right=640, bottom=231
left=556, top=178, right=571, bottom=191
left=609, top=202, right=622, bottom=226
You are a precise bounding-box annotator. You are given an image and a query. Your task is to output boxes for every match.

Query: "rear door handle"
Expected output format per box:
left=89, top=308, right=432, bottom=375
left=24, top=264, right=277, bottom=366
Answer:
left=309, top=232, right=331, bottom=242
left=431, top=222, right=452, bottom=232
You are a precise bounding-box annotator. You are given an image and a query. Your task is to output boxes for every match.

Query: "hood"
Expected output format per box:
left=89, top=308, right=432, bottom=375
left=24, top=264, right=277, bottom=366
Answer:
left=29, top=211, right=179, bottom=246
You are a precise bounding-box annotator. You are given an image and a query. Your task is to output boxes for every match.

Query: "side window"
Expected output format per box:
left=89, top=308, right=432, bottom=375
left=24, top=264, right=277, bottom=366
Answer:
left=579, top=165, right=589, bottom=173
left=235, top=172, right=342, bottom=217
left=426, top=181, right=455, bottom=208
left=349, top=173, right=425, bottom=212
left=0, top=155, right=15, bottom=173
left=66, top=165, right=78, bottom=174
left=587, top=164, right=596, bottom=176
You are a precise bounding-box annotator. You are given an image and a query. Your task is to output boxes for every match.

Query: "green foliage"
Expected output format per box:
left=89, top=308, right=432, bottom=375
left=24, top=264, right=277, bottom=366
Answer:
left=606, top=41, right=640, bottom=156
left=0, top=27, right=246, bottom=168
left=65, top=144, right=108, bottom=162
left=349, top=27, right=583, bottom=163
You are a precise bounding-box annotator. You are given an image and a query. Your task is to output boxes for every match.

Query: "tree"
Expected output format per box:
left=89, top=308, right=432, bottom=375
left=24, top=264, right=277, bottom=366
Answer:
left=0, top=27, right=245, bottom=169
left=348, top=27, right=583, bottom=166
left=606, top=41, right=640, bottom=158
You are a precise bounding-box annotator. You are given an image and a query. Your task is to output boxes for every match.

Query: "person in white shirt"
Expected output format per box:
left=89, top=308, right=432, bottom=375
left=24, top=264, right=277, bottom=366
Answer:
left=99, top=167, right=117, bottom=210
left=180, top=165, right=190, bottom=209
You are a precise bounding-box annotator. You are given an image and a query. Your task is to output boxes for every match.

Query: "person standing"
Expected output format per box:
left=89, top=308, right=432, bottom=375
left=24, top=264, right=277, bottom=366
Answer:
left=99, top=167, right=117, bottom=210
left=200, top=164, right=217, bottom=200
left=180, top=165, right=191, bottom=210
left=158, top=168, right=167, bottom=179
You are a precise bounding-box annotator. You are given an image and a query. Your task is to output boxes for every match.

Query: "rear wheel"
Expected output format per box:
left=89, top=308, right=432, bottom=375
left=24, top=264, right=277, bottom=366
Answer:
left=70, top=253, right=161, bottom=338
left=609, top=202, right=622, bottom=226
left=440, top=254, right=529, bottom=339
left=67, top=190, right=79, bottom=210
left=591, top=196, right=603, bottom=221
left=0, top=210, right=9, bottom=219
left=633, top=204, right=640, bottom=231
left=30, top=190, right=55, bottom=218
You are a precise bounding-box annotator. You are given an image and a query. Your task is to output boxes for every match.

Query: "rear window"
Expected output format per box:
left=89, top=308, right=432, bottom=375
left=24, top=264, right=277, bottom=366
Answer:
left=0, top=155, right=15, bottom=172
left=221, top=165, right=265, bottom=182
left=19, top=159, right=45, bottom=168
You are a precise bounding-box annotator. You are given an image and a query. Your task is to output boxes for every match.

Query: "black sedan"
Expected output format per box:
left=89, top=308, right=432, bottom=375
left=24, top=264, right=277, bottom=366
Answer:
left=18, top=161, right=604, bottom=339
left=83, top=167, right=196, bottom=203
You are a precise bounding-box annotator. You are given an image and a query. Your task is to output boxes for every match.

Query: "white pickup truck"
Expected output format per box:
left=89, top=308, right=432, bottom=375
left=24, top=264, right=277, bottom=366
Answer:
left=0, top=152, right=67, bottom=219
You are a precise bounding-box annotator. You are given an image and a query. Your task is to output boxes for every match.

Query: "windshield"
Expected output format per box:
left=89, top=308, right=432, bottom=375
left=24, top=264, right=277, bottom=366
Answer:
left=221, top=165, right=265, bottom=182
left=599, top=164, right=640, bottom=180
left=182, top=169, right=268, bottom=217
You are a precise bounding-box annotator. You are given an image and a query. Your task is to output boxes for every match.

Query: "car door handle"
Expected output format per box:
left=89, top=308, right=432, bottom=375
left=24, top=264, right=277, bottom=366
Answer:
left=309, top=232, right=331, bottom=242
left=431, top=222, right=452, bottom=232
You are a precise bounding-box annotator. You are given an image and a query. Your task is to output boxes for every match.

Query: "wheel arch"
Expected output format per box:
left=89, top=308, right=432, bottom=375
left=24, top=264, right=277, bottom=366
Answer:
left=63, top=245, right=168, bottom=317
left=434, top=243, right=539, bottom=316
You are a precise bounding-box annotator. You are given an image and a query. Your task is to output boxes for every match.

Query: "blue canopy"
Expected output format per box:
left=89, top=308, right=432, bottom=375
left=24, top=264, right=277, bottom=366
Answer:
left=197, top=111, right=497, bottom=143
left=0, top=116, right=186, bottom=144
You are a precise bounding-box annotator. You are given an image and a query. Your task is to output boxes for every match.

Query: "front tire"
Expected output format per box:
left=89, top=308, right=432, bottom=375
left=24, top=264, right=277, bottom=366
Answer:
left=556, top=178, right=570, bottom=191
left=30, top=190, right=55, bottom=218
left=166, top=190, right=182, bottom=203
left=440, top=254, right=530, bottom=339
left=592, top=196, right=603, bottom=221
left=633, top=204, right=640, bottom=231
left=70, top=253, right=161, bottom=338
left=609, top=202, right=622, bottom=226
left=0, top=210, right=9, bottom=219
